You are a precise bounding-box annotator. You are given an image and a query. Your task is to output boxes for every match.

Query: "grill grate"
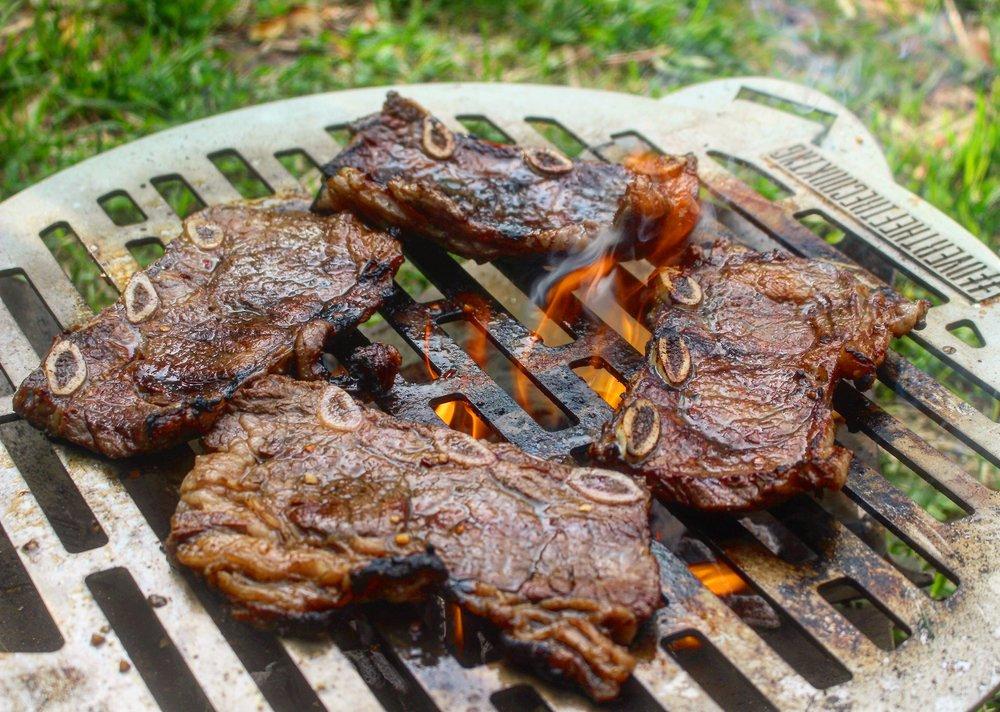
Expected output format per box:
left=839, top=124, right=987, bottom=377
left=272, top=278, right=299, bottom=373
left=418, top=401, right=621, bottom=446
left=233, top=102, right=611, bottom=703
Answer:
left=0, top=80, right=997, bottom=711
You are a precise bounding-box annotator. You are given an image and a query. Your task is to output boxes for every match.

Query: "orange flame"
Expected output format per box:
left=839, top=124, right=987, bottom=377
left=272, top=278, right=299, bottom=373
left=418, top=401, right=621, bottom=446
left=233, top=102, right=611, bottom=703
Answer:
left=668, top=634, right=702, bottom=652
left=688, top=561, right=747, bottom=597
left=431, top=147, right=697, bottom=432
left=434, top=399, right=491, bottom=440
left=422, top=317, right=434, bottom=378
left=534, top=246, right=650, bottom=362
left=572, top=362, right=626, bottom=407
left=450, top=602, right=465, bottom=650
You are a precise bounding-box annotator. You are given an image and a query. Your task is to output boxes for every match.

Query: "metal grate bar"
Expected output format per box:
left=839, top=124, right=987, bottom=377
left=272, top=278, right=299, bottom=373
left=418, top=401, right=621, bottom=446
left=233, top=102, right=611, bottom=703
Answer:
left=719, top=536, right=884, bottom=667
left=878, top=353, right=1000, bottom=467
left=836, top=385, right=991, bottom=508
left=766, top=499, right=930, bottom=621
left=842, top=460, right=956, bottom=573
left=650, top=545, right=809, bottom=703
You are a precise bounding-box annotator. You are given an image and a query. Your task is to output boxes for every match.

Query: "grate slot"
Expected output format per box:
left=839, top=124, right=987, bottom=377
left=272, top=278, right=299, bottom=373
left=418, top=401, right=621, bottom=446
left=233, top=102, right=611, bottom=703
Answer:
left=437, top=315, right=575, bottom=433
left=879, top=353, right=1000, bottom=466
left=892, top=335, right=999, bottom=423
left=523, top=118, right=588, bottom=158
left=797, top=210, right=847, bottom=246
left=39, top=222, right=118, bottom=312
left=151, top=174, right=206, bottom=219
left=717, top=538, right=885, bottom=666
left=208, top=150, right=273, bottom=199
left=767, top=498, right=928, bottom=625
left=490, top=685, right=551, bottom=712
left=0, top=420, right=107, bottom=553
left=570, top=357, right=627, bottom=408
left=836, top=385, right=986, bottom=509
left=0, top=270, right=62, bottom=359
left=0, top=519, right=64, bottom=652
left=707, top=151, right=793, bottom=201
left=456, top=115, right=513, bottom=144
left=456, top=261, right=576, bottom=347
left=328, top=610, right=438, bottom=712
left=817, top=578, right=911, bottom=651
left=651, top=544, right=811, bottom=700
left=376, top=286, right=564, bottom=451
left=274, top=149, right=322, bottom=194
left=663, top=631, right=776, bottom=712
left=431, top=395, right=505, bottom=441
left=86, top=567, right=214, bottom=712
left=674, top=517, right=853, bottom=690
left=98, top=190, right=147, bottom=227
left=843, top=460, right=956, bottom=575
left=590, top=130, right=661, bottom=164
left=827, top=472, right=962, bottom=602
left=947, top=320, right=985, bottom=349
left=104, top=441, right=335, bottom=711
left=126, top=237, right=166, bottom=268
left=325, top=124, right=353, bottom=146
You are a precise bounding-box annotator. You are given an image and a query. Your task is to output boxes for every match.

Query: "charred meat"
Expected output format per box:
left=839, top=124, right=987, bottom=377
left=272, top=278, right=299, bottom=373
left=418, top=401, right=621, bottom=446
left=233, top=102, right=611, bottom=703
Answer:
left=169, top=375, right=661, bottom=701
left=14, top=196, right=402, bottom=458
left=315, top=92, right=700, bottom=262
left=592, top=241, right=929, bottom=511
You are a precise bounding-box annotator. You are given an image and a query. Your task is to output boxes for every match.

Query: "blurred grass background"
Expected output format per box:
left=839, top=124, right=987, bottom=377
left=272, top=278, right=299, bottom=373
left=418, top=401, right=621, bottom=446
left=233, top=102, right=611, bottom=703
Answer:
left=1, top=0, right=998, bottom=682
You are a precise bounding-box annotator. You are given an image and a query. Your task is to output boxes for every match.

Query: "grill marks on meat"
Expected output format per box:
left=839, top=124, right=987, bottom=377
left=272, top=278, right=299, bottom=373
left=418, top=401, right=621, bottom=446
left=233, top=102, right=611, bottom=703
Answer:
left=14, top=197, right=402, bottom=458
left=593, top=241, right=929, bottom=511
left=315, top=92, right=700, bottom=261
left=168, top=375, right=660, bottom=701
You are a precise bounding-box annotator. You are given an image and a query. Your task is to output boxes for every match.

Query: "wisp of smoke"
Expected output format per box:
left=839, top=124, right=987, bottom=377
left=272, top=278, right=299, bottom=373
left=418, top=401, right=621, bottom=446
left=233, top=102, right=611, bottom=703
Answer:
left=530, top=225, right=623, bottom=310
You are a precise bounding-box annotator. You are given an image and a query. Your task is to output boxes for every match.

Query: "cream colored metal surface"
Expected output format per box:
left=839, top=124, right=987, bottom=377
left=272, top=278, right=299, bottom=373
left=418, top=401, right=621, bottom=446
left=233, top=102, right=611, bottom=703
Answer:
left=0, top=80, right=997, bottom=711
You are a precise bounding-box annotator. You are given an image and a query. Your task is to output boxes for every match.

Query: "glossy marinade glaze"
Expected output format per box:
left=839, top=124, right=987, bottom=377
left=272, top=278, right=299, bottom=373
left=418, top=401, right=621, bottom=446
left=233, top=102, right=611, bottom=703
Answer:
left=14, top=196, right=402, bottom=457
left=169, top=375, right=661, bottom=701
left=593, top=241, right=929, bottom=511
left=315, top=92, right=700, bottom=262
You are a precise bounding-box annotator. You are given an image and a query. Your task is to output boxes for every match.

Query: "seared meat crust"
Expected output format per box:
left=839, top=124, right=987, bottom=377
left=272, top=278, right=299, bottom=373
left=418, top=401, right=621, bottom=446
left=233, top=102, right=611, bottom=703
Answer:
left=592, top=241, right=929, bottom=511
left=315, top=92, right=700, bottom=261
left=14, top=196, right=402, bottom=458
left=169, top=375, right=660, bottom=701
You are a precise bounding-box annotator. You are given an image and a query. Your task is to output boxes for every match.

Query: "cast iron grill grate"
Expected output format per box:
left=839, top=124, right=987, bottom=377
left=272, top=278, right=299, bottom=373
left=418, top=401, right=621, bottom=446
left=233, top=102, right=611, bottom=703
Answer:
left=0, top=80, right=997, bottom=711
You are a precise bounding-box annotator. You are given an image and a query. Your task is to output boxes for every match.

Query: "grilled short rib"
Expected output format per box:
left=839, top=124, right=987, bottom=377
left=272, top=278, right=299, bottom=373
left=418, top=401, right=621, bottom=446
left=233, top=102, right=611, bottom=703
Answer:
left=593, top=241, right=929, bottom=511
left=169, top=375, right=660, bottom=701
left=14, top=196, right=401, bottom=458
left=314, top=92, right=700, bottom=261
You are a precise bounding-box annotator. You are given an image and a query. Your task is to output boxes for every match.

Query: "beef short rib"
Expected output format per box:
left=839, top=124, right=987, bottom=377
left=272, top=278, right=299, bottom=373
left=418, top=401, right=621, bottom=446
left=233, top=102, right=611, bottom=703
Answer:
left=592, top=241, right=929, bottom=511
left=315, top=92, right=700, bottom=262
left=14, top=196, right=401, bottom=458
left=169, top=375, right=661, bottom=700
